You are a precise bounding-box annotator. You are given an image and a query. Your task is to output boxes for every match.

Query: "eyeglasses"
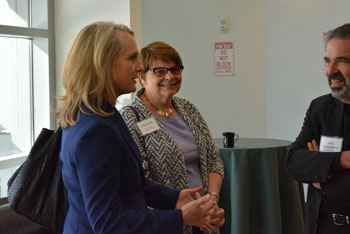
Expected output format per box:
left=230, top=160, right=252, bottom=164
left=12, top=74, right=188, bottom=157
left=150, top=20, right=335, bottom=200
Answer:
left=148, top=66, right=184, bottom=77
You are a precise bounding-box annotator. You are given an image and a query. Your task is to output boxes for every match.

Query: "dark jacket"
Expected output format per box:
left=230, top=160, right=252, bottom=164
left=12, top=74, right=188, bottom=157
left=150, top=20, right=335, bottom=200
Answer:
left=287, top=94, right=350, bottom=234
left=60, top=105, right=183, bottom=234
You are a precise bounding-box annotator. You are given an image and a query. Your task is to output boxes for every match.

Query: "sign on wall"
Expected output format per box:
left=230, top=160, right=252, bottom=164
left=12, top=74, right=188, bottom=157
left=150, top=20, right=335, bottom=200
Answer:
left=214, top=41, right=235, bottom=76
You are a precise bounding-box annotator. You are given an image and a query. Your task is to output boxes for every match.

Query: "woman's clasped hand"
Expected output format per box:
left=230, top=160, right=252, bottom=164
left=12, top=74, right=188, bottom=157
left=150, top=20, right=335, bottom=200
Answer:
left=176, top=187, right=225, bottom=232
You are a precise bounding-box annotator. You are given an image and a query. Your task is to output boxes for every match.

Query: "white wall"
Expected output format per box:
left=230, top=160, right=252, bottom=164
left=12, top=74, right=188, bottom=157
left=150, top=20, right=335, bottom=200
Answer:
left=54, top=0, right=350, bottom=141
left=264, top=0, right=350, bottom=141
left=139, top=0, right=266, bottom=138
left=139, top=0, right=350, bottom=141
left=55, top=0, right=131, bottom=96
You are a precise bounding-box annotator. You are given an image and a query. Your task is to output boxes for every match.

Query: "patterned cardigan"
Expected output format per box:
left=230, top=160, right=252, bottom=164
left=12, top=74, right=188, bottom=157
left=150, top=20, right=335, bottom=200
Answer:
left=121, top=90, right=224, bottom=193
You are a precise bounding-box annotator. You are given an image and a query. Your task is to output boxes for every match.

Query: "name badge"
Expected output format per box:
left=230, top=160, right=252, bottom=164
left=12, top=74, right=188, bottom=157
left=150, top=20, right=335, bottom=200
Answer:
left=136, top=117, right=160, bottom=136
left=319, top=136, right=343, bottom=153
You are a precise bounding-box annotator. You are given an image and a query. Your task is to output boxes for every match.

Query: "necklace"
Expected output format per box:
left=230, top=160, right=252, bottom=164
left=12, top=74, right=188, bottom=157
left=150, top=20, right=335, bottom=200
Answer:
left=143, top=95, right=175, bottom=118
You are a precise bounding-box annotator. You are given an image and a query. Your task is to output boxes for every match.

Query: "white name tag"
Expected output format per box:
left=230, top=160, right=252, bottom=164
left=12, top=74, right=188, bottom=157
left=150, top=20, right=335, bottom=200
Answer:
left=136, top=117, right=160, bottom=136
left=319, top=136, right=343, bottom=153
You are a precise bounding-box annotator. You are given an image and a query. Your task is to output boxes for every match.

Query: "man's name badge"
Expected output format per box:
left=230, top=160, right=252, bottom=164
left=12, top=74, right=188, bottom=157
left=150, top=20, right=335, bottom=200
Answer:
left=136, top=117, right=160, bottom=136
left=319, top=136, right=343, bottom=153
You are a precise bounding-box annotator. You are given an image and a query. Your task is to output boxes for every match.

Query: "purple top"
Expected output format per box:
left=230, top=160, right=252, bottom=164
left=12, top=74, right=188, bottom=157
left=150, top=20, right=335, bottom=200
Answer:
left=158, top=114, right=203, bottom=188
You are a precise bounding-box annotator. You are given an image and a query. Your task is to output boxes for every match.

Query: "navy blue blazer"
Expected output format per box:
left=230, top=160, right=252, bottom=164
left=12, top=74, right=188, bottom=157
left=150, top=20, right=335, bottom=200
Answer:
left=60, top=105, right=183, bottom=234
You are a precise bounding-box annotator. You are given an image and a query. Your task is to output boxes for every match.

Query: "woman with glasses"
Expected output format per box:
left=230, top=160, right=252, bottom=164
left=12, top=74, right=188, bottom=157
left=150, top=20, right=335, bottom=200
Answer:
left=121, top=41, right=225, bottom=234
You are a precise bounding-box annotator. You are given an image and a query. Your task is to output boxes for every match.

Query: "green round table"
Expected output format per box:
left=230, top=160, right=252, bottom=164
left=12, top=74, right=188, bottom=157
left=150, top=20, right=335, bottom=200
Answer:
left=217, top=138, right=305, bottom=234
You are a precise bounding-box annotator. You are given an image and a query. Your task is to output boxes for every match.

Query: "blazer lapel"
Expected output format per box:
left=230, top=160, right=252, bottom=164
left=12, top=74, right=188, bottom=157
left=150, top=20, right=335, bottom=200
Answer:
left=112, top=110, right=143, bottom=166
left=332, top=99, right=344, bottom=137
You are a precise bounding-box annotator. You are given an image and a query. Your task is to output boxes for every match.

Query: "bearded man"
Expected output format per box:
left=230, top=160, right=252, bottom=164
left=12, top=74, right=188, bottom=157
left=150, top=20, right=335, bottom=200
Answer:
left=287, top=23, right=350, bottom=234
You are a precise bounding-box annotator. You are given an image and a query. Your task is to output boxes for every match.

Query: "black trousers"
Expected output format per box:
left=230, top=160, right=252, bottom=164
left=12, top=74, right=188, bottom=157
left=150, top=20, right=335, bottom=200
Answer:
left=317, top=225, right=350, bottom=234
left=317, top=217, right=350, bottom=234
left=192, top=227, right=204, bottom=234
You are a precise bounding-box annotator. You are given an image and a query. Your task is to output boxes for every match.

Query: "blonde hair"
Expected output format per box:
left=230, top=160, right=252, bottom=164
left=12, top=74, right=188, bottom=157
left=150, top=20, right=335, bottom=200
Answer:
left=57, top=22, right=134, bottom=128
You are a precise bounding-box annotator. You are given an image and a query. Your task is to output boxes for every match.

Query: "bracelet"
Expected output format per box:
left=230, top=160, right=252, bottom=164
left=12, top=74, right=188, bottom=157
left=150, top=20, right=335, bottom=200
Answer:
left=208, top=192, right=219, bottom=202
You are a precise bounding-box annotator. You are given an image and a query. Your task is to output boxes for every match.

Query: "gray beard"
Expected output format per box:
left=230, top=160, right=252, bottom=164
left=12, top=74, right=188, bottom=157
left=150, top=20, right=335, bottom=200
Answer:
left=328, top=73, right=350, bottom=103
left=330, top=80, right=350, bottom=103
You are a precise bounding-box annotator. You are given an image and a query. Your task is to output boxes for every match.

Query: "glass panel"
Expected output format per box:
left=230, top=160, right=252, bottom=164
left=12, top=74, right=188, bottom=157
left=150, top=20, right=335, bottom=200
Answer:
left=0, top=0, right=29, bottom=27
left=0, top=166, right=20, bottom=198
left=32, top=0, right=48, bottom=29
left=33, top=37, right=50, bottom=137
left=0, top=36, right=32, bottom=157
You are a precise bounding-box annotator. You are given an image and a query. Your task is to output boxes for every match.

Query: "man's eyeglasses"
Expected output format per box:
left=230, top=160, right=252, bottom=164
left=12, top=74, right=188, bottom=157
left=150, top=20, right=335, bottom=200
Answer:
left=148, top=66, right=184, bottom=77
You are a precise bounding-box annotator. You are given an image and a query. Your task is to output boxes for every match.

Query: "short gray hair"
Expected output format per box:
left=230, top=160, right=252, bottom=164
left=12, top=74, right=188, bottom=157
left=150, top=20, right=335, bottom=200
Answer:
left=324, top=23, right=350, bottom=44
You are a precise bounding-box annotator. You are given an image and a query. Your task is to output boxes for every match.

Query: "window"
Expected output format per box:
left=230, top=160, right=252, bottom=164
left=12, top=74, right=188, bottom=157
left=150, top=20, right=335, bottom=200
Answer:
left=0, top=0, right=55, bottom=160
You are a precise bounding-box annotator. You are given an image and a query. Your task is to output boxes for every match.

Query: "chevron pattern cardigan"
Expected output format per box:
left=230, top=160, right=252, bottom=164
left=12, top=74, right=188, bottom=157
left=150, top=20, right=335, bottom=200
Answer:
left=121, top=90, right=224, bottom=194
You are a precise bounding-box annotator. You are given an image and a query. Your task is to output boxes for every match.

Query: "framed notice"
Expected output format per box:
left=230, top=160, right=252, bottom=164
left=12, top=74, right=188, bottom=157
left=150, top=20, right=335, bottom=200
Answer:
left=214, top=41, right=235, bottom=76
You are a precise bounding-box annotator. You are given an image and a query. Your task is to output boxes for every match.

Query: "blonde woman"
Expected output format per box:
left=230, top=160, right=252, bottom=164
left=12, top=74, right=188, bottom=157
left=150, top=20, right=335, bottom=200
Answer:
left=58, top=22, right=219, bottom=234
